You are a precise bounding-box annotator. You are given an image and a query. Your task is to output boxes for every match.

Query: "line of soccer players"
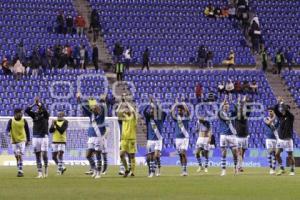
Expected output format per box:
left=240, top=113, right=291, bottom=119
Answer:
left=6, top=94, right=295, bottom=178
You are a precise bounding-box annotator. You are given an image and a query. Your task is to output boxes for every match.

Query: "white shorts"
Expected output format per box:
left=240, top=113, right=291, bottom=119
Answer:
left=276, top=139, right=294, bottom=152
left=147, top=140, right=163, bottom=153
left=100, top=137, right=108, bottom=153
left=266, top=139, right=277, bottom=149
left=175, top=138, right=189, bottom=152
left=196, top=137, right=210, bottom=151
left=87, top=137, right=102, bottom=151
left=236, top=137, right=249, bottom=149
left=33, top=137, right=49, bottom=152
left=220, top=135, right=237, bottom=148
left=52, top=143, right=66, bottom=152
left=12, top=142, right=26, bottom=155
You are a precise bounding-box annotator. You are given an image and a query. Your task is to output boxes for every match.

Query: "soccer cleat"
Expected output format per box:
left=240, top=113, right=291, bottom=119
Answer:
left=181, top=172, right=188, bottom=176
left=276, top=169, right=285, bottom=176
left=94, top=172, right=101, bottom=179
left=196, top=166, right=204, bottom=173
left=148, top=172, right=154, bottom=178
left=289, top=172, right=295, bottom=176
left=269, top=169, right=276, bottom=175
left=91, top=170, right=97, bottom=178
left=36, top=172, right=43, bottom=179
left=238, top=167, right=244, bottom=172
left=220, top=169, right=226, bottom=176
left=101, top=171, right=107, bottom=175
left=129, top=171, right=135, bottom=177
left=61, top=167, right=67, bottom=175
left=155, top=168, right=161, bottom=177
left=17, top=171, right=24, bottom=177
left=44, top=168, right=48, bottom=178
left=123, top=170, right=130, bottom=178
left=204, top=168, right=208, bottom=173
left=118, top=171, right=125, bottom=176
left=85, top=170, right=94, bottom=175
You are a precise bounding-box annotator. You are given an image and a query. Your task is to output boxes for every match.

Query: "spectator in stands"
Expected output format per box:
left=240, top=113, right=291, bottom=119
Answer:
left=46, top=47, right=53, bottom=69
left=275, top=50, right=284, bottom=74
left=228, top=4, right=236, bottom=20
left=249, top=20, right=261, bottom=54
left=84, top=48, right=89, bottom=69
left=72, top=45, right=81, bottom=69
left=218, top=81, right=225, bottom=96
left=225, top=79, right=235, bottom=95
left=92, top=44, right=99, bottom=71
left=90, top=9, right=100, bottom=42
left=261, top=48, right=268, bottom=72
left=142, top=48, right=150, bottom=71
left=116, top=62, right=124, bottom=81
left=223, top=50, right=235, bottom=71
left=195, top=83, right=203, bottom=102
left=234, top=80, right=242, bottom=93
left=53, top=45, right=63, bottom=68
left=284, top=47, right=294, bottom=71
left=80, top=45, right=86, bottom=69
left=13, top=59, right=25, bottom=80
left=242, top=81, right=251, bottom=93
left=62, top=45, right=70, bottom=68
left=66, top=14, right=74, bottom=34
left=123, top=47, right=132, bottom=70
left=75, top=14, right=86, bottom=36
left=250, top=80, right=258, bottom=93
left=207, top=91, right=216, bottom=102
left=206, top=50, right=214, bottom=69
left=204, top=4, right=215, bottom=18
left=113, top=42, right=124, bottom=62
left=56, top=11, right=65, bottom=34
left=214, top=6, right=222, bottom=18
left=2, top=57, right=12, bottom=75
left=197, top=45, right=206, bottom=68
left=16, top=41, right=26, bottom=64
left=30, top=49, right=41, bottom=75
left=221, top=6, right=229, bottom=18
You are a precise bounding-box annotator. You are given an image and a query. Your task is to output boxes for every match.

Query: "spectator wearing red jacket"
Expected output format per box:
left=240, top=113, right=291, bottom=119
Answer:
left=195, top=83, right=203, bottom=102
left=75, top=14, right=86, bottom=36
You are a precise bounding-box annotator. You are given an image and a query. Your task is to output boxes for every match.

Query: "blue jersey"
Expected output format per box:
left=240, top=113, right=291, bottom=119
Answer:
left=143, top=106, right=166, bottom=141
left=218, top=110, right=236, bottom=135
left=264, top=117, right=279, bottom=139
left=174, top=115, right=190, bottom=139
left=82, top=103, right=106, bottom=137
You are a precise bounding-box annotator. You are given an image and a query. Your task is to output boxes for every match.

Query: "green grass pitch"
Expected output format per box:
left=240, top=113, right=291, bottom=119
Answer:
left=0, top=166, right=299, bottom=200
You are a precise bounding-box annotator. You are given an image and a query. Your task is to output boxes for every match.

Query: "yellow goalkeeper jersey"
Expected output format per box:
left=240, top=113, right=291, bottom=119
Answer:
left=122, top=114, right=137, bottom=140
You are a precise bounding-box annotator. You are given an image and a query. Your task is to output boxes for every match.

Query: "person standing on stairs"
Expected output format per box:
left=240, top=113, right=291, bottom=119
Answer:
left=275, top=50, right=284, bottom=75
left=92, top=44, right=99, bottom=71
left=90, top=9, right=100, bottom=42
left=261, top=48, right=268, bottom=72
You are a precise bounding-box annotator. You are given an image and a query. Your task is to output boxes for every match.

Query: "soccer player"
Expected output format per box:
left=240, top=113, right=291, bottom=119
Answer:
left=143, top=97, right=166, bottom=177
left=235, top=96, right=251, bottom=172
left=218, top=99, right=238, bottom=176
left=25, top=97, right=49, bottom=178
left=195, top=117, right=212, bottom=173
left=117, top=100, right=137, bottom=177
left=49, top=111, right=68, bottom=175
left=264, top=107, right=279, bottom=175
left=77, top=93, right=106, bottom=179
left=6, top=108, right=30, bottom=177
left=171, top=99, right=190, bottom=176
left=274, top=100, right=295, bottom=176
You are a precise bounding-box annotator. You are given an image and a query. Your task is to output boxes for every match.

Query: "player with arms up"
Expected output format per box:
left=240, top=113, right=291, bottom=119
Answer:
left=77, top=93, right=106, bottom=179
left=171, top=98, right=190, bottom=176
left=195, top=117, right=212, bottom=173
left=274, top=98, right=295, bottom=176
left=49, top=112, right=68, bottom=175
left=25, top=97, right=49, bottom=178
left=117, top=98, right=137, bottom=177
left=6, top=108, right=30, bottom=177
left=264, top=107, right=279, bottom=175
left=143, top=96, right=166, bottom=177
left=218, top=98, right=238, bottom=176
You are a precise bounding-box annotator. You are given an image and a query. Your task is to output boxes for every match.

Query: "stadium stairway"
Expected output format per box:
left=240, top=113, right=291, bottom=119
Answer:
left=266, top=72, right=300, bottom=135
left=72, top=0, right=113, bottom=65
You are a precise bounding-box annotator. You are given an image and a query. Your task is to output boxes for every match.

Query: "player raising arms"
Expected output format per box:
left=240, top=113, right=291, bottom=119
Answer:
left=274, top=98, right=295, bottom=176
left=195, top=117, right=212, bottom=173
left=117, top=99, right=138, bottom=177
left=218, top=98, right=238, bottom=176
left=143, top=96, right=166, bottom=177
left=6, top=108, right=30, bottom=177
left=171, top=98, right=190, bottom=176
left=77, top=93, right=106, bottom=179
left=25, top=97, right=50, bottom=178
left=49, top=112, right=68, bottom=175
left=235, top=95, right=251, bottom=173
left=263, top=107, right=279, bottom=175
